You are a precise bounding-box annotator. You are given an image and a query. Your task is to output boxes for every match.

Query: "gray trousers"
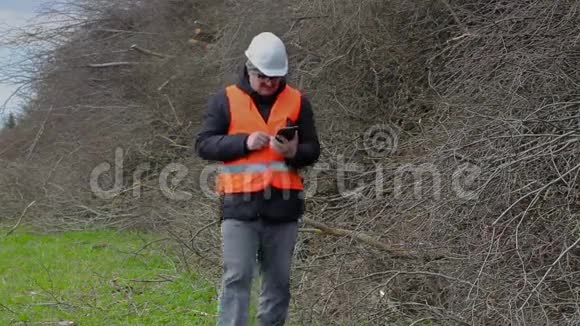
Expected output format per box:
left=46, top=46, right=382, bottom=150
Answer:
left=217, top=219, right=299, bottom=326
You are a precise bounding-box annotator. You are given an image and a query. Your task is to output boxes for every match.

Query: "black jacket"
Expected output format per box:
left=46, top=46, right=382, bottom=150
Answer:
left=195, top=66, right=321, bottom=223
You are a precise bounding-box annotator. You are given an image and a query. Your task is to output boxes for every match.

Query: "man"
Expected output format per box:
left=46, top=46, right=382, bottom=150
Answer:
left=195, top=32, right=320, bottom=325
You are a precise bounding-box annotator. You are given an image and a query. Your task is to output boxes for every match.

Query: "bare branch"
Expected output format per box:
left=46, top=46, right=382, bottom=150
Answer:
left=87, top=62, right=143, bottom=68
left=130, top=44, right=173, bottom=58
left=4, top=200, right=36, bottom=237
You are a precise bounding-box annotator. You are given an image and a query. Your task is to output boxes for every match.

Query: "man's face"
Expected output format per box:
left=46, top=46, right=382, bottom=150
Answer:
left=249, top=72, right=282, bottom=96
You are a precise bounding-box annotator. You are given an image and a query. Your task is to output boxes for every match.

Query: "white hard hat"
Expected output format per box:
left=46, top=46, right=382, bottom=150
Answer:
left=244, top=32, right=288, bottom=77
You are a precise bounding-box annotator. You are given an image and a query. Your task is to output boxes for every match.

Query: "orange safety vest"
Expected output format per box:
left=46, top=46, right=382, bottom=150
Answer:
left=215, top=84, right=304, bottom=194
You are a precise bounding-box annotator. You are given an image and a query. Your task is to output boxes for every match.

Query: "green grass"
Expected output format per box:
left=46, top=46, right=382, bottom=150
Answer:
left=0, top=227, right=441, bottom=325
left=0, top=227, right=218, bottom=325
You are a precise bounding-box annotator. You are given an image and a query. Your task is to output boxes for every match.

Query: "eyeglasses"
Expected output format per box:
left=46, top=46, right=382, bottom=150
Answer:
left=251, top=72, right=282, bottom=82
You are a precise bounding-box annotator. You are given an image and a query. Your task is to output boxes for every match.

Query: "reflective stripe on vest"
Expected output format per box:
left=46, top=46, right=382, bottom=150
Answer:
left=219, top=162, right=290, bottom=173
left=215, top=84, right=304, bottom=194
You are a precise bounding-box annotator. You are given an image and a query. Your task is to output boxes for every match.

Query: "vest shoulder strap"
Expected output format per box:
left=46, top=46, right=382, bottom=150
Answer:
left=225, top=84, right=302, bottom=122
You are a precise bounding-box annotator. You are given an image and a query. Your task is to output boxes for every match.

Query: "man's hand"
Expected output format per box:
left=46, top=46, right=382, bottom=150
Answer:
left=246, top=131, right=270, bottom=151
left=270, top=132, right=298, bottom=158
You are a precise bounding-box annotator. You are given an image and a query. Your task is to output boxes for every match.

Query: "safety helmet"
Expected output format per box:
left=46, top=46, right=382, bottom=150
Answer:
left=244, top=32, right=288, bottom=77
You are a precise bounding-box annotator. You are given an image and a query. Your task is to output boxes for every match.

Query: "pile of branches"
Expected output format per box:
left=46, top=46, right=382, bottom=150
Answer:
left=1, top=0, right=579, bottom=324
left=276, top=0, right=580, bottom=324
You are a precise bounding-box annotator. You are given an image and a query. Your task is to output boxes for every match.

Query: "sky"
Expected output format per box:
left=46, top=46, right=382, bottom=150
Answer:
left=0, top=0, right=47, bottom=120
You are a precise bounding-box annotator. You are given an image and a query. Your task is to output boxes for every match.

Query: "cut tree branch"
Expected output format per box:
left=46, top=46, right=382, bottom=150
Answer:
left=130, top=44, right=173, bottom=58
left=5, top=200, right=37, bottom=237
left=302, top=217, right=418, bottom=258
left=87, top=62, right=143, bottom=68
left=519, top=236, right=580, bottom=310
